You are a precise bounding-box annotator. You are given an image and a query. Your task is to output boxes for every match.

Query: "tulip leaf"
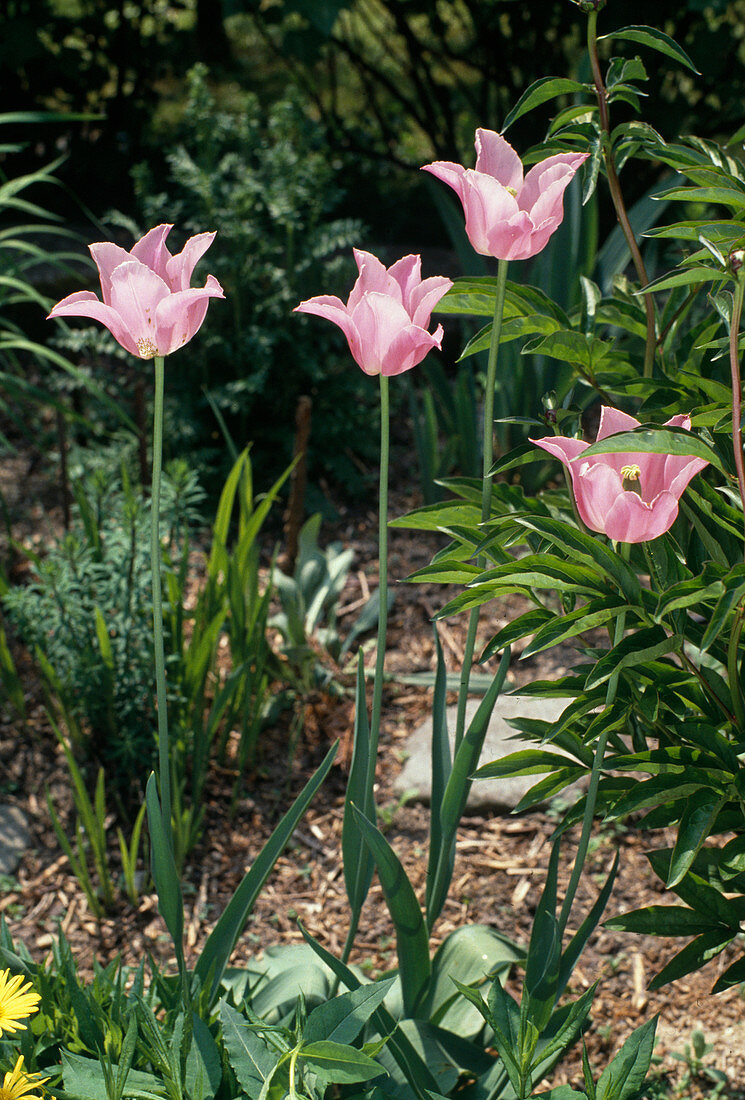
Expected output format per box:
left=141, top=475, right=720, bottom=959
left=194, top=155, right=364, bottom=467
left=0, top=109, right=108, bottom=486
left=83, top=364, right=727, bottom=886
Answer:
left=599, top=25, right=699, bottom=73
left=342, top=654, right=375, bottom=917
left=350, top=804, right=431, bottom=1016
left=581, top=426, right=723, bottom=472
left=502, top=77, right=592, bottom=133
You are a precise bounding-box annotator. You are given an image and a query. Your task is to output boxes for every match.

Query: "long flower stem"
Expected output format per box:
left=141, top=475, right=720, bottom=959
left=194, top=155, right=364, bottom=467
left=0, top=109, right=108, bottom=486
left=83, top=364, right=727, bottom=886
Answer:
left=370, top=374, right=390, bottom=750
left=587, top=10, right=656, bottom=378
left=454, top=258, right=509, bottom=754
left=728, top=281, right=745, bottom=729
left=558, top=542, right=629, bottom=937
left=151, top=355, right=172, bottom=836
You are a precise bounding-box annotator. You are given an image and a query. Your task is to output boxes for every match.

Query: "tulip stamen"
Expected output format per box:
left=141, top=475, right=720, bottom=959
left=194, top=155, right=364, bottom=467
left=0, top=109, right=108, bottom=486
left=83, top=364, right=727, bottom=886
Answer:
left=137, top=338, right=158, bottom=359
left=621, top=463, right=642, bottom=496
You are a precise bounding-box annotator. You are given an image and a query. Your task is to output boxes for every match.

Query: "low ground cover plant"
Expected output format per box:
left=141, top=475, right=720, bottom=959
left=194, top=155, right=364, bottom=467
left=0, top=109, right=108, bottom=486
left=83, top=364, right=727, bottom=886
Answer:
left=4, top=4, right=745, bottom=1099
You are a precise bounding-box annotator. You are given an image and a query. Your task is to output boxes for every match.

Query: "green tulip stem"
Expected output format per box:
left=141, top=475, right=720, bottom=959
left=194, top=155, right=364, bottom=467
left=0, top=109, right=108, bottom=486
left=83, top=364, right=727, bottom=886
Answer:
left=151, top=355, right=172, bottom=836
left=727, top=279, right=745, bottom=729
left=369, top=372, right=390, bottom=767
left=558, top=541, right=629, bottom=938
left=454, top=258, right=509, bottom=754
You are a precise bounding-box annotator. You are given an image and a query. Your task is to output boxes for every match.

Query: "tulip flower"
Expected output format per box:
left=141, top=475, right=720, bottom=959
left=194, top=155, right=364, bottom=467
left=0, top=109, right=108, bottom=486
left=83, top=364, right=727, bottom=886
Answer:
left=422, top=129, right=588, bottom=261
left=294, top=249, right=452, bottom=376
left=532, top=407, right=709, bottom=543
left=48, top=224, right=224, bottom=359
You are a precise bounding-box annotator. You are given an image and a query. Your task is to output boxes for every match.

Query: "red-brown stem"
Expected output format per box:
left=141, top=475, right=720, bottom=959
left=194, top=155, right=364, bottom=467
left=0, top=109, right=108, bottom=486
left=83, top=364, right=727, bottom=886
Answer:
left=587, top=11, right=657, bottom=378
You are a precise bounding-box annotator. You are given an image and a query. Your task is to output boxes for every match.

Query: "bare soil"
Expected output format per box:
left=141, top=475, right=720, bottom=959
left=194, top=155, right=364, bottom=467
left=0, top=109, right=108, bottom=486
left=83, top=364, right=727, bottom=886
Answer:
left=1, top=443, right=744, bottom=1098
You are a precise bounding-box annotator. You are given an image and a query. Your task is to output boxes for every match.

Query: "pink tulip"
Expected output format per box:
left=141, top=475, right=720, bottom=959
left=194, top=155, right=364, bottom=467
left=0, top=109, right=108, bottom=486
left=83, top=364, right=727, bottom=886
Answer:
left=294, top=249, right=452, bottom=377
left=48, top=224, right=224, bottom=359
left=531, top=407, right=709, bottom=543
left=422, top=129, right=588, bottom=261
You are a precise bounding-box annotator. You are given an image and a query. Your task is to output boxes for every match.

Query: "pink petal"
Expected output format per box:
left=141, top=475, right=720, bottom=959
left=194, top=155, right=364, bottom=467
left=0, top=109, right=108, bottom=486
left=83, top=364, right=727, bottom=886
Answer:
left=572, top=461, right=625, bottom=536
left=460, top=171, right=522, bottom=257
left=603, top=488, right=680, bottom=543
left=519, top=153, right=588, bottom=214
left=421, top=161, right=468, bottom=204
left=665, top=413, right=692, bottom=430
left=108, top=259, right=172, bottom=357
left=165, top=231, right=216, bottom=292
left=485, top=209, right=537, bottom=261
left=350, top=292, right=414, bottom=375
left=531, top=435, right=589, bottom=467
left=89, top=242, right=132, bottom=305
left=130, top=224, right=173, bottom=281
left=409, top=275, right=453, bottom=328
left=294, top=294, right=358, bottom=346
left=47, top=290, right=139, bottom=357
left=596, top=406, right=641, bottom=440
left=382, top=323, right=443, bottom=376
left=154, top=275, right=225, bottom=355
left=474, top=129, right=524, bottom=192
left=348, top=250, right=401, bottom=311
left=388, top=254, right=422, bottom=314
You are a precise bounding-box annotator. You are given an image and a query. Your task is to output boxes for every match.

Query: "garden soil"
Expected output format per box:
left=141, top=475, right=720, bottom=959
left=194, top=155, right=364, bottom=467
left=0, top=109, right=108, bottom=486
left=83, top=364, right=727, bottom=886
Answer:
left=1, top=445, right=745, bottom=1097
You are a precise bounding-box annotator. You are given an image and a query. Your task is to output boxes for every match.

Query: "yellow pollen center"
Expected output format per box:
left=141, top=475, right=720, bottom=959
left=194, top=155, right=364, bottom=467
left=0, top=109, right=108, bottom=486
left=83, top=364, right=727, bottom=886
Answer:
left=505, top=185, right=517, bottom=197
left=620, top=464, right=641, bottom=481
left=137, top=338, right=158, bottom=359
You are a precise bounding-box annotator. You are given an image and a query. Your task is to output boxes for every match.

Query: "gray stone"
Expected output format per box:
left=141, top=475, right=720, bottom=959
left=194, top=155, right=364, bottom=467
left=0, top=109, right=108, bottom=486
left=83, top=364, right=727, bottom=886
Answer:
left=394, top=694, right=585, bottom=812
left=0, top=805, right=30, bottom=875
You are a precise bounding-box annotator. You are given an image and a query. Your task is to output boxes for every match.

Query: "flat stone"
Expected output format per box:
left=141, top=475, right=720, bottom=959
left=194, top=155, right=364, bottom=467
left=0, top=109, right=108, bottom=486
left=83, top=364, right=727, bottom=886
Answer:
left=394, top=694, right=585, bottom=812
left=0, top=805, right=30, bottom=875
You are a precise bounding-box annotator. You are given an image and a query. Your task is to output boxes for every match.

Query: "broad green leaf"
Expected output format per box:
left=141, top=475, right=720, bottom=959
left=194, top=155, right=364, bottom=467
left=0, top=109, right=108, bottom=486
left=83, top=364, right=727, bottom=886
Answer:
left=303, top=977, right=396, bottom=1045
left=523, top=599, right=625, bottom=659
left=219, top=1000, right=275, bottom=1097
left=581, top=426, right=722, bottom=470
left=586, top=629, right=682, bottom=691
left=604, top=905, right=721, bottom=937
left=524, top=840, right=561, bottom=1028
left=299, top=1041, right=384, bottom=1085
left=62, top=1052, right=164, bottom=1100
left=351, top=805, right=431, bottom=1016
left=185, top=1014, right=222, bottom=1100
left=196, top=740, right=338, bottom=1004
left=606, top=772, right=712, bottom=819
left=647, top=851, right=745, bottom=928
left=502, top=77, right=591, bottom=132
left=522, top=330, right=610, bottom=371
left=712, top=953, right=745, bottom=993
left=599, top=25, right=698, bottom=72
left=595, top=1015, right=659, bottom=1100
left=648, top=928, right=733, bottom=991
left=425, top=629, right=452, bottom=929
left=667, top=790, right=726, bottom=887
left=298, top=923, right=440, bottom=1094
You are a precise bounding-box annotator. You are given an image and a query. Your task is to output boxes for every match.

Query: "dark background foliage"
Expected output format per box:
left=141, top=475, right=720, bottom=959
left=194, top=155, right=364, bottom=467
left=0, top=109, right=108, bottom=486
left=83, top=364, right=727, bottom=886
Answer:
left=4, top=0, right=745, bottom=493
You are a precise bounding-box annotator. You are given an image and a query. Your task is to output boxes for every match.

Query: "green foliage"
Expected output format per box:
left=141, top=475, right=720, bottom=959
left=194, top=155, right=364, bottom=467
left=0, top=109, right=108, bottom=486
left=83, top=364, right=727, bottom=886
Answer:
left=124, top=64, right=371, bottom=489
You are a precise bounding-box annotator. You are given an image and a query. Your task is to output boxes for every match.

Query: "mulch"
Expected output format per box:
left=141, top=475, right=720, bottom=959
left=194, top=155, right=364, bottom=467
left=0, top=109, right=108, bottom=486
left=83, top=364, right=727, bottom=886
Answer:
left=1, top=448, right=744, bottom=1097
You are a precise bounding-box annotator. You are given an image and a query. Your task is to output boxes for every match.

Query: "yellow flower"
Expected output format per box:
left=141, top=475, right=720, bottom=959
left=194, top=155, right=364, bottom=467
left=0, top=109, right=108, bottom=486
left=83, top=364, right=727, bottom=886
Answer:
left=0, top=1057, right=49, bottom=1100
left=0, top=970, right=41, bottom=1038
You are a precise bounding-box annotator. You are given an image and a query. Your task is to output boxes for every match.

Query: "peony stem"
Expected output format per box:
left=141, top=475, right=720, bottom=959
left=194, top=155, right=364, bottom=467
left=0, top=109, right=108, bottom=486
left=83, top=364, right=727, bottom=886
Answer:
left=454, top=258, right=509, bottom=754
left=558, top=541, right=629, bottom=937
left=151, top=355, right=172, bottom=837
left=586, top=10, right=656, bottom=379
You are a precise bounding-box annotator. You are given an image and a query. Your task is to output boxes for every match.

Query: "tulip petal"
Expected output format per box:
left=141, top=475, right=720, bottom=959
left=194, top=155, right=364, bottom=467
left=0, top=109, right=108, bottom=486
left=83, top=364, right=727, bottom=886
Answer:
left=531, top=435, right=589, bottom=466
left=166, top=231, right=216, bottom=292
left=109, top=260, right=172, bottom=356
left=351, top=292, right=414, bottom=375
left=348, top=250, right=402, bottom=311
left=474, top=129, right=524, bottom=192
left=409, top=275, right=453, bottom=329
left=603, top=488, right=680, bottom=543
left=47, top=290, right=138, bottom=357
left=154, top=275, right=225, bottom=355
left=460, top=171, right=524, bottom=257
left=131, top=224, right=173, bottom=281
left=388, top=254, right=422, bottom=314
left=421, top=161, right=468, bottom=203
left=294, top=294, right=357, bottom=343
left=520, top=153, right=588, bottom=215
left=89, top=242, right=132, bottom=304
left=596, top=406, right=640, bottom=440
left=383, top=323, right=443, bottom=376
left=572, top=461, right=626, bottom=536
